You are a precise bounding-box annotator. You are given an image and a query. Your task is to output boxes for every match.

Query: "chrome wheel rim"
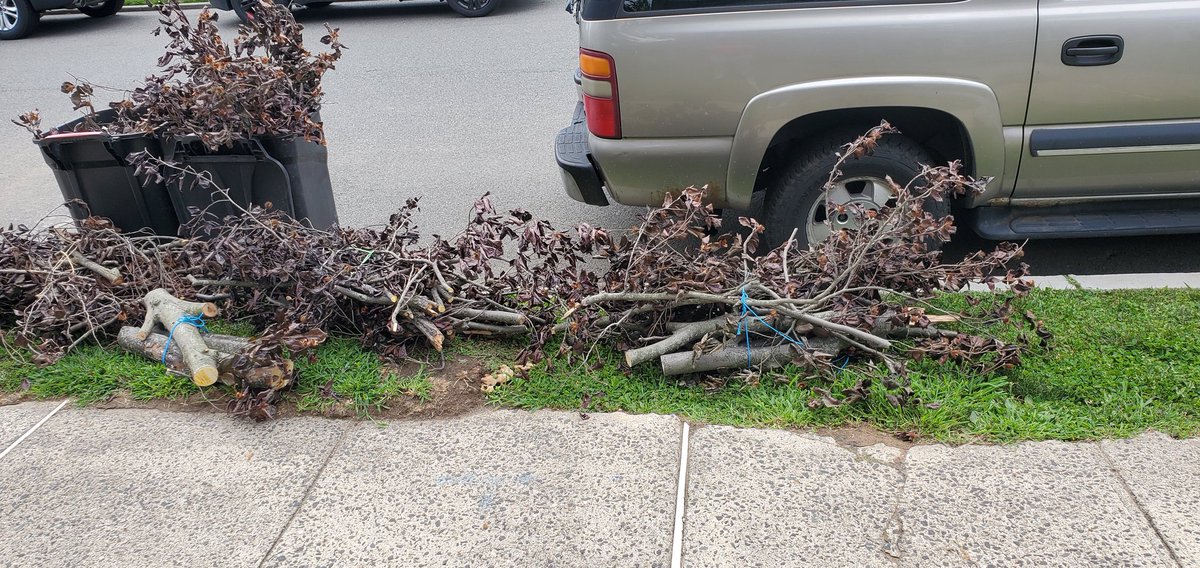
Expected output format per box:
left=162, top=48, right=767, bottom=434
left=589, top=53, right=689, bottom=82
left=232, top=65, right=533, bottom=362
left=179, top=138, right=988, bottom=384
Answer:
left=454, top=0, right=489, bottom=10
left=0, top=0, right=19, bottom=32
left=805, top=176, right=897, bottom=244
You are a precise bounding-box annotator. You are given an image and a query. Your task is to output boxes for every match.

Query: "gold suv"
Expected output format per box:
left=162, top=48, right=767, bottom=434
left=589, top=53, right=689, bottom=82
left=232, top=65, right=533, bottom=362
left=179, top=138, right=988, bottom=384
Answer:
left=555, top=0, right=1200, bottom=248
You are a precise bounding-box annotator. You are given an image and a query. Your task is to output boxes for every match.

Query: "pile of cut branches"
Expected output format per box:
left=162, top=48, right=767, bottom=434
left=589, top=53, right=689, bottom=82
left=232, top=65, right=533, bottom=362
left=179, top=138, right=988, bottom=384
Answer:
left=0, top=189, right=589, bottom=359
left=552, top=124, right=1049, bottom=406
left=172, top=194, right=578, bottom=362
left=0, top=216, right=165, bottom=364
left=14, top=0, right=344, bottom=149
left=1, top=126, right=1045, bottom=412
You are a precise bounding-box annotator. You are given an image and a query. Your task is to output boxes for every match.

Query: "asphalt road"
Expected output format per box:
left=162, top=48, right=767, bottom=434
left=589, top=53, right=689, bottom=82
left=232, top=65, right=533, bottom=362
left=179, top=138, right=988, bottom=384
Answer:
left=2, top=2, right=1198, bottom=276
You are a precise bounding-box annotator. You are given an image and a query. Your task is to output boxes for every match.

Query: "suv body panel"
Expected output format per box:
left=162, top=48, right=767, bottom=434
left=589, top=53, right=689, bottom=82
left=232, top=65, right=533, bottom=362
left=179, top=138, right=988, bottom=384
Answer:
left=591, top=135, right=733, bottom=207
left=560, top=0, right=1200, bottom=239
left=1014, top=0, right=1200, bottom=202
left=726, top=76, right=1007, bottom=209
left=579, top=0, right=1036, bottom=208
left=580, top=0, right=1037, bottom=137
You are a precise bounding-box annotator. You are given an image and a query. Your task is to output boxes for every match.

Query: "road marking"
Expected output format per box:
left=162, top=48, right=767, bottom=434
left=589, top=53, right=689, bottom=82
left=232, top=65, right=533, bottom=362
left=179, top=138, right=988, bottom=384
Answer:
left=671, top=420, right=691, bottom=568
left=0, top=399, right=69, bottom=461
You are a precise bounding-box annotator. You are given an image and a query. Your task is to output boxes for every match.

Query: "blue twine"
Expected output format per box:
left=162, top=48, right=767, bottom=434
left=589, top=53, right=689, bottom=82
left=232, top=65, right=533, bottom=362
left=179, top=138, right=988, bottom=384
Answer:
left=736, top=288, right=806, bottom=368
left=162, top=314, right=208, bottom=365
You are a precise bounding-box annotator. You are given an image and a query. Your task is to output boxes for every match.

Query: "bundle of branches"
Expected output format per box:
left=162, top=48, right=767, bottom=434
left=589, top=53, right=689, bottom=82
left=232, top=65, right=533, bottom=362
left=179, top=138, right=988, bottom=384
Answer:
left=114, top=294, right=323, bottom=420
left=1, top=125, right=1048, bottom=413
left=0, top=189, right=590, bottom=369
left=0, top=215, right=324, bottom=418
left=553, top=125, right=1047, bottom=406
left=14, top=0, right=344, bottom=149
left=0, top=216, right=167, bottom=364
left=173, top=194, right=582, bottom=362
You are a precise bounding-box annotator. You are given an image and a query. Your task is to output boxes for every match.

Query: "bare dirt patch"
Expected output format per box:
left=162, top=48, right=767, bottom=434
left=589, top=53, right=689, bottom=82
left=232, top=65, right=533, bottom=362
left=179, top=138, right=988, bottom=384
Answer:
left=814, top=422, right=919, bottom=450
left=281, top=358, right=489, bottom=421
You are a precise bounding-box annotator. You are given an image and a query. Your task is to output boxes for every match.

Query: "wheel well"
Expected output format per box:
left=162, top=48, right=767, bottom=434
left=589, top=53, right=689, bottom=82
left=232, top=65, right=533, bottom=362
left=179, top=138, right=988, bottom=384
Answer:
left=753, top=107, right=975, bottom=194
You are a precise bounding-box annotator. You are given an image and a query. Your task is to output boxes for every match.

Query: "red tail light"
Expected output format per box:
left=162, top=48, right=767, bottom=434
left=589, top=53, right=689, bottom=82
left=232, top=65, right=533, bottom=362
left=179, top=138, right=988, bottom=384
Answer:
left=579, top=49, right=621, bottom=139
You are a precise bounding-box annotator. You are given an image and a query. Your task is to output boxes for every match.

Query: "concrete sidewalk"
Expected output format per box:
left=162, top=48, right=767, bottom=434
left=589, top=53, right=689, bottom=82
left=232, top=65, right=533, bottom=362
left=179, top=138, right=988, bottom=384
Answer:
left=0, top=403, right=1196, bottom=567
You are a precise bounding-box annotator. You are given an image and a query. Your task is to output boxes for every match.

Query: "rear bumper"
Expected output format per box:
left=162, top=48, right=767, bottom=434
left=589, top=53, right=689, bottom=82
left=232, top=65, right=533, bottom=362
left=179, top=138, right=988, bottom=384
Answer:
left=555, top=102, right=609, bottom=206
left=208, top=0, right=232, bottom=10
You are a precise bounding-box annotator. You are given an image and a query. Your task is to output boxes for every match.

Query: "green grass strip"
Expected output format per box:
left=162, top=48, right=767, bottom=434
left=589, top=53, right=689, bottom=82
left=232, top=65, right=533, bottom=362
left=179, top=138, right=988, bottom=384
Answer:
left=3, top=288, right=1197, bottom=442
left=491, top=288, right=1200, bottom=442
left=292, top=337, right=432, bottom=416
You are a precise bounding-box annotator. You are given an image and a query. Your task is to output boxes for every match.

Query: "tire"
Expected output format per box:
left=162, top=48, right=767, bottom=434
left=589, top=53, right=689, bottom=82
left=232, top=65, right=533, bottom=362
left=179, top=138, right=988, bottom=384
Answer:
left=447, top=0, right=499, bottom=17
left=78, top=0, right=123, bottom=17
left=761, top=130, right=950, bottom=251
left=0, top=0, right=38, bottom=40
left=304, top=1, right=332, bottom=7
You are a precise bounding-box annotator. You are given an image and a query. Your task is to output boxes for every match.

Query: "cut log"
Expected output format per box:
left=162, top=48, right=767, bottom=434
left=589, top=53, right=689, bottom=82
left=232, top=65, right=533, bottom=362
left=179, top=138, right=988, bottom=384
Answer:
left=197, top=333, right=254, bottom=354
left=783, top=311, right=892, bottom=351
left=625, top=315, right=735, bottom=368
left=659, top=336, right=845, bottom=375
left=412, top=318, right=445, bottom=352
left=453, top=307, right=528, bottom=326
left=136, top=288, right=221, bottom=386
left=458, top=322, right=527, bottom=336
left=116, top=327, right=292, bottom=390
left=926, top=314, right=960, bottom=324
left=409, top=295, right=440, bottom=316
left=625, top=314, right=809, bottom=368
left=117, top=326, right=213, bottom=374
left=69, top=252, right=122, bottom=284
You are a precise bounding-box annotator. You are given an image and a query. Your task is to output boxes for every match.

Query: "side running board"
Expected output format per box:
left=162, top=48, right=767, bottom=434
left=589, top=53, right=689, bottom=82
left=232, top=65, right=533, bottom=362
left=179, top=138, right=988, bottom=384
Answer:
left=971, top=198, right=1200, bottom=239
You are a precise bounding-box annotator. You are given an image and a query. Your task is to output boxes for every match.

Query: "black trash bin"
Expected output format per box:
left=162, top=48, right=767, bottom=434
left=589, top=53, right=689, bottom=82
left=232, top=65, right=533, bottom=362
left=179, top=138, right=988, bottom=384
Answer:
left=259, top=136, right=339, bottom=231
left=36, top=111, right=179, bottom=236
left=164, top=134, right=339, bottom=233
left=36, top=111, right=340, bottom=238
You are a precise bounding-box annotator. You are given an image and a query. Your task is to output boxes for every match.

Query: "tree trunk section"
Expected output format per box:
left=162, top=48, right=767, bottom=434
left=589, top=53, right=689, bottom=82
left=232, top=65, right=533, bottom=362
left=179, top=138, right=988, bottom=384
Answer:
left=116, top=326, right=292, bottom=390
left=660, top=336, right=845, bottom=375
left=138, top=288, right=222, bottom=386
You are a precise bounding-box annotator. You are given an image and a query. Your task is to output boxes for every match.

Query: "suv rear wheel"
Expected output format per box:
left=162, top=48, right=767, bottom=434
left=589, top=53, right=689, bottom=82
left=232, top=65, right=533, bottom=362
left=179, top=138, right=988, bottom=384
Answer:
left=0, top=0, right=37, bottom=40
left=447, top=0, right=498, bottom=17
left=762, top=131, right=948, bottom=251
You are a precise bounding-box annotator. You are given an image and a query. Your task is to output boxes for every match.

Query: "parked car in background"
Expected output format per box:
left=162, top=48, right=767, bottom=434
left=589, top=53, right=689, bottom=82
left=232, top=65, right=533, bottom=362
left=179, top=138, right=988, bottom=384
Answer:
left=0, top=0, right=122, bottom=40
left=556, top=0, right=1200, bottom=249
left=211, top=0, right=504, bottom=22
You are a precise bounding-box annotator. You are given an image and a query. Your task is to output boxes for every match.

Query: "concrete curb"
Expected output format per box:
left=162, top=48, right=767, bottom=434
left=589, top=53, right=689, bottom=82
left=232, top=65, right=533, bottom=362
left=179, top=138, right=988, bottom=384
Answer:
left=966, top=272, right=1199, bottom=292
left=1033, top=272, right=1199, bottom=290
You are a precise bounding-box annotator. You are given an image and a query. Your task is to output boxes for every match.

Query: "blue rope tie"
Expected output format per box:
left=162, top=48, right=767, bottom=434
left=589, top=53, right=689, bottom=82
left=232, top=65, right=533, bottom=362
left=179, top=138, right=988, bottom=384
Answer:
left=736, top=288, right=807, bottom=368
left=162, top=314, right=208, bottom=365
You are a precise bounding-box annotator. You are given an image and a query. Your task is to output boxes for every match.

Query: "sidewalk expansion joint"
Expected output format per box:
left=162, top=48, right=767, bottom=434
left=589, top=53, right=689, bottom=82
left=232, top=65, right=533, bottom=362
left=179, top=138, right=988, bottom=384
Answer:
left=880, top=447, right=910, bottom=565
left=0, top=399, right=69, bottom=461
left=256, top=420, right=357, bottom=568
left=670, top=420, right=691, bottom=568
left=1096, top=443, right=1184, bottom=568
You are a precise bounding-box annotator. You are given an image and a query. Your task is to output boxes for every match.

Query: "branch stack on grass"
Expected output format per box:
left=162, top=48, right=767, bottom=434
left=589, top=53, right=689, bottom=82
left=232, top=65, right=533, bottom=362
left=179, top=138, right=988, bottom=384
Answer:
left=171, top=195, right=562, bottom=359
left=0, top=216, right=165, bottom=364
left=552, top=124, right=1046, bottom=405
left=0, top=193, right=577, bottom=368
left=1, top=125, right=1048, bottom=411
